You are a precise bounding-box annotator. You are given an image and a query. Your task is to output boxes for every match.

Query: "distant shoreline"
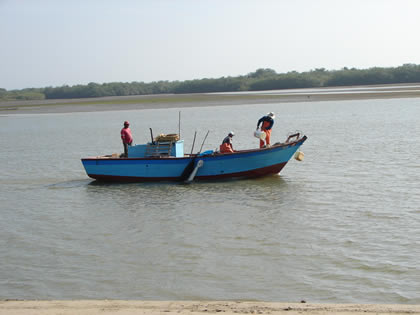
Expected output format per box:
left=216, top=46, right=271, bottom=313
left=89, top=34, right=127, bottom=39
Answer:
left=1, top=84, right=420, bottom=115
left=0, top=300, right=419, bottom=315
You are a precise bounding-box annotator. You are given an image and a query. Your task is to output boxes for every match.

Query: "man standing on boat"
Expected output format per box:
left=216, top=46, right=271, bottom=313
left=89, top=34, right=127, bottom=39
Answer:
left=257, top=112, right=275, bottom=148
left=120, top=121, right=133, bottom=157
left=220, top=131, right=235, bottom=153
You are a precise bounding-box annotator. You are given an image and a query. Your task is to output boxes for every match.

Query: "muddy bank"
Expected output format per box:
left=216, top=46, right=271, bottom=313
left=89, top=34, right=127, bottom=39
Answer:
left=1, top=84, right=420, bottom=115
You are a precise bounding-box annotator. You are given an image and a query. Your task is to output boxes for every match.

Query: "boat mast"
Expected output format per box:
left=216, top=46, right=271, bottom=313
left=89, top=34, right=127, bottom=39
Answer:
left=178, top=111, right=181, bottom=138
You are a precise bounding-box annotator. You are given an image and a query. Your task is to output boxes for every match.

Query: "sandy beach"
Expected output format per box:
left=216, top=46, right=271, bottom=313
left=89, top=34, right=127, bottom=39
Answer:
left=2, top=84, right=420, bottom=115
left=1, top=300, right=419, bottom=315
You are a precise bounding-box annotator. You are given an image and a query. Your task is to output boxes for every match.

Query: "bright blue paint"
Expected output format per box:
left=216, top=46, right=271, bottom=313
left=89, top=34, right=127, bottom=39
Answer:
left=173, top=141, right=184, bottom=157
left=82, top=139, right=305, bottom=180
left=128, top=140, right=184, bottom=158
left=197, top=144, right=297, bottom=176
left=127, top=144, right=147, bottom=157
left=199, top=150, right=214, bottom=156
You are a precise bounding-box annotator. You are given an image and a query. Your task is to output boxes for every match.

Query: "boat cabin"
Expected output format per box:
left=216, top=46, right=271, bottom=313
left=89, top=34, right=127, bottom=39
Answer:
left=128, top=140, right=184, bottom=158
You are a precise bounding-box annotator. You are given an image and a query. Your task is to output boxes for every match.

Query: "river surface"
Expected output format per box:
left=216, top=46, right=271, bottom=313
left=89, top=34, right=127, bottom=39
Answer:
left=0, top=97, right=419, bottom=303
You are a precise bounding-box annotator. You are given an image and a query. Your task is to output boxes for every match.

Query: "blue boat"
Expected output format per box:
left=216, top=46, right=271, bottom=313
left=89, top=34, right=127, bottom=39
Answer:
left=81, top=133, right=307, bottom=183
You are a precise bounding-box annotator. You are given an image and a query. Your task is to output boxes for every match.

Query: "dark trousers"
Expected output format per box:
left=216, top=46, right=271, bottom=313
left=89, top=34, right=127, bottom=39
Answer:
left=123, top=143, right=129, bottom=157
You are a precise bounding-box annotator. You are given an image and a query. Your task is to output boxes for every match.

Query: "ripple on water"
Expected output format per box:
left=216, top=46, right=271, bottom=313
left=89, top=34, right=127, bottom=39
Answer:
left=0, top=98, right=419, bottom=302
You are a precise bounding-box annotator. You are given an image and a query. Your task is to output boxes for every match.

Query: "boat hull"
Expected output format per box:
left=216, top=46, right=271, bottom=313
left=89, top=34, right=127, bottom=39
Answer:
left=81, top=136, right=306, bottom=182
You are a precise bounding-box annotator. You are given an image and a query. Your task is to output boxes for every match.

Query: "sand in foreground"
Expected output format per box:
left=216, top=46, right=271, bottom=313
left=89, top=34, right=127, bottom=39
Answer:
left=0, top=301, right=419, bottom=315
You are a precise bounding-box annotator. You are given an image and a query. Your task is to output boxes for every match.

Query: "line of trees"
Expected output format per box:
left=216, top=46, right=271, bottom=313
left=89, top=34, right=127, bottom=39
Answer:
left=2, top=64, right=420, bottom=101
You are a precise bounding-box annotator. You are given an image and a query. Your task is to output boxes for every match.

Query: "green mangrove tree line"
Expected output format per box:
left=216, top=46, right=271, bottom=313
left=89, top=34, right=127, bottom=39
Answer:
left=1, top=64, right=420, bottom=101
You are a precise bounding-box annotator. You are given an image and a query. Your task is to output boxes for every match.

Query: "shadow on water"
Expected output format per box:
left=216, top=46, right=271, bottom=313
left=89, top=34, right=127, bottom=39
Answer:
left=83, top=174, right=291, bottom=205
left=85, top=173, right=289, bottom=189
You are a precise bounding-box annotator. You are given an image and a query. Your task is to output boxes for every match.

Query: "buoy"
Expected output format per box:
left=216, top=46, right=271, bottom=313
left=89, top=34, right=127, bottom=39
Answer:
left=294, top=151, right=304, bottom=161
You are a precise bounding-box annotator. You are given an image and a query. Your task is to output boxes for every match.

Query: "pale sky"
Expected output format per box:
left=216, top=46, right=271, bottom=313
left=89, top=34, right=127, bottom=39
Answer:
left=1, top=0, right=420, bottom=90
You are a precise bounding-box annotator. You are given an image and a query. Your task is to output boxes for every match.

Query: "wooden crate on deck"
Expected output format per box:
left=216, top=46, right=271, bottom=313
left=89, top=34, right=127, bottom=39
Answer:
left=154, top=133, right=180, bottom=142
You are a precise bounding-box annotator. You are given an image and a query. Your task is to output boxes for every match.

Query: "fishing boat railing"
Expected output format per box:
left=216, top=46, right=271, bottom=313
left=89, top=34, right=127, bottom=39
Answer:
left=145, top=141, right=173, bottom=157
left=285, top=132, right=301, bottom=143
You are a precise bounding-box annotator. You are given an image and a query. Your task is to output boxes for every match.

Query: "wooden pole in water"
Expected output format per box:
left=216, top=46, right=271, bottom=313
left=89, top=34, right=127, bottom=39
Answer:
left=190, top=131, right=197, bottom=155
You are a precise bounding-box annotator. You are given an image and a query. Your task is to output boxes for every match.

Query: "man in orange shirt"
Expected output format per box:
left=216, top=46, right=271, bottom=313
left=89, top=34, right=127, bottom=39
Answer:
left=220, top=131, right=235, bottom=153
left=120, top=121, right=133, bottom=157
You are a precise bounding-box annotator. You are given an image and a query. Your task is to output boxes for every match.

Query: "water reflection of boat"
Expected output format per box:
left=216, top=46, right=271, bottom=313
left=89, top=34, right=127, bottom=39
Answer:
left=81, top=133, right=307, bottom=183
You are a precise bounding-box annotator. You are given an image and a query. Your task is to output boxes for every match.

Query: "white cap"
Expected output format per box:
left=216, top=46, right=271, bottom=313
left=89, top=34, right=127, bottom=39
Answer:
left=229, top=131, right=235, bottom=136
left=267, top=112, right=275, bottom=118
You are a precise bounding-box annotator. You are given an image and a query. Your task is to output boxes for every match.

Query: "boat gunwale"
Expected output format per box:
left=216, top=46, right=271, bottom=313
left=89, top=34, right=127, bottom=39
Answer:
left=81, top=135, right=307, bottom=161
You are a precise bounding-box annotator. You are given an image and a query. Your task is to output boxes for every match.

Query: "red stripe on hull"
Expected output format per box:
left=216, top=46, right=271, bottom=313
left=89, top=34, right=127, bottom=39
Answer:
left=196, top=162, right=287, bottom=180
left=87, top=162, right=288, bottom=183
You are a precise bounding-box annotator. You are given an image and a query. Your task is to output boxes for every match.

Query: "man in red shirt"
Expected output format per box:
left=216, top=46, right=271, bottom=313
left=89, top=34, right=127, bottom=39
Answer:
left=120, top=121, right=133, bottom=157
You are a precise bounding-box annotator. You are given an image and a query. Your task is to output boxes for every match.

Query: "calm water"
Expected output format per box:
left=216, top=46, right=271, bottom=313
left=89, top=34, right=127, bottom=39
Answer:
left=0, top=97, right=419, bottom=303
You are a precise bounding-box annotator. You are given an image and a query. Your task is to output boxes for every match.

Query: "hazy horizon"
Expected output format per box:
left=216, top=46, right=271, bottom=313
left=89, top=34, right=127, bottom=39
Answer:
left=2, top=0, right=420, bottom=90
